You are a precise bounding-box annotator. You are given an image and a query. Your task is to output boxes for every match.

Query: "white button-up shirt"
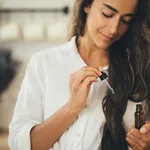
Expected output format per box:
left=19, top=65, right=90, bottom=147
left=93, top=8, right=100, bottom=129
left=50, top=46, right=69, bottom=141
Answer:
left=9, top=36, right=138, bottom=150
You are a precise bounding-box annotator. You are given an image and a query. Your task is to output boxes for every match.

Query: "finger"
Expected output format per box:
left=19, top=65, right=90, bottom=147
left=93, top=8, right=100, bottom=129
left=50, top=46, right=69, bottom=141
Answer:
left=127, top=125, right=135, bottom=133
left=140, top=122, right=150, bottom=134
left=132, top=147, right=140, bottom=150
left=71, top=66, right=101, bottom=78
left=126, top=137, right=142, bottom=150
left=73, top=70, right=99, bottom=87
left=80, top=76, right=97, bottom=88
left=127, top=131, right=142, bottom=144
left=82, top=66, right=101, bottom=76
left=98, top=66, right=103, bottom=72
left=129, top=128, right=143, bottom=139
left=127, top=142, right=137, bottom=150
left=129, top=128, right=150, bottom=148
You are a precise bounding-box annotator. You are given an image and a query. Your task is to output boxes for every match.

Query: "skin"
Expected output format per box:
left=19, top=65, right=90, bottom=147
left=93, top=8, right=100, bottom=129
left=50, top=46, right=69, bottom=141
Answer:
left=77, top=0, right=150, bottom=149
left=126, top=122, right=150, bottom=150
left=30, top=0, right=150, bottom=150
left=77, top=0, right=137, bottom=68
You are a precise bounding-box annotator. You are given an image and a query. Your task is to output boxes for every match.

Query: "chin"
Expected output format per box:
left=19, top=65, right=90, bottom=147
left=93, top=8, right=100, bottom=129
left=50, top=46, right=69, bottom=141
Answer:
left=95, top=40, right=111, bottom=50
left=92, top=35, right=111, bottom=49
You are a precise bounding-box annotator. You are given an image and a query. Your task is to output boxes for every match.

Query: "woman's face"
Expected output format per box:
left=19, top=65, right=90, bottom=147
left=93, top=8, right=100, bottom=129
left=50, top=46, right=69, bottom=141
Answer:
left=84, top=0, right=138, bottom=49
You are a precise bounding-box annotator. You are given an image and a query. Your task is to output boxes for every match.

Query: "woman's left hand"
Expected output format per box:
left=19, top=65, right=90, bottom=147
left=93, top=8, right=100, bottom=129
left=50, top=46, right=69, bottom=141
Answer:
left=126, top=121, right=150, bottom=150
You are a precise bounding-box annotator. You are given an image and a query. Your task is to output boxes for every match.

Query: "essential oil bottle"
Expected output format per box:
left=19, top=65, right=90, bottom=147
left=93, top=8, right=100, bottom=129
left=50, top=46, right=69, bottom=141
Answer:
left=135, top=104, right=145, bottom=130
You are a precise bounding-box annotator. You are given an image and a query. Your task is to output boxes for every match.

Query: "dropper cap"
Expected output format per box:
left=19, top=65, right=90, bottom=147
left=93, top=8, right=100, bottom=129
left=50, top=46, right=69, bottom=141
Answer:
left=136, top=104, right=143, bottom=112
left=99, top=71, right=108, bottom=80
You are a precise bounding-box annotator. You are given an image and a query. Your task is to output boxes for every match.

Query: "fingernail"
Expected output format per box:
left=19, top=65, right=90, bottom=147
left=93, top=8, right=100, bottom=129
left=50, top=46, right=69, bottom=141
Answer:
left=140, top=127, right=147, bottom=133
left=130, top=129, right=134, bottom=133
left=98, top=71, right=101, bottom=76
left=98, top=66, right=103, bottom=71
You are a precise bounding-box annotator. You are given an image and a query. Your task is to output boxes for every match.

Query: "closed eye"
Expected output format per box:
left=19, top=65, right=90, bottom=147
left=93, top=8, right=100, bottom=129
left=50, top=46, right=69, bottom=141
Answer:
left=102, top=12, right=133, bottom=25
left=102, top=12, right=113, bottom=18
left=121, top=19, right=131, bottom=25
left=121, top=17, right=135, bottom=25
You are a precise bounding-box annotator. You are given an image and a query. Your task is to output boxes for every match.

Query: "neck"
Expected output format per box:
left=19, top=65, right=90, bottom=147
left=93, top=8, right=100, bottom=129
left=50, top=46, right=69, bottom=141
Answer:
left=77, top=36, right=109, bottom=68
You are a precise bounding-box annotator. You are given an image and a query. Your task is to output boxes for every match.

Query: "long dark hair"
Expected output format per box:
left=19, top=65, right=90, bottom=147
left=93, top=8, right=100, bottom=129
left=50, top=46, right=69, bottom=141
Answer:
left=68, top=0, right=150, bottom=150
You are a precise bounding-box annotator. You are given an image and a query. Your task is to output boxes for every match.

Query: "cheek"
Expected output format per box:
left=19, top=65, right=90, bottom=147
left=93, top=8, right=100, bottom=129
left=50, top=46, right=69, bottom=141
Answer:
left=88, top=11, right=104, bottom=31
left=118, top=25, right=129, bottom=36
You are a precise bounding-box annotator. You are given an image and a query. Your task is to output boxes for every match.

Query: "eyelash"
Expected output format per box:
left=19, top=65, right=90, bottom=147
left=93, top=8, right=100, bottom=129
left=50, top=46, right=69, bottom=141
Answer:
left=102, top=12, right=131, bottom=25
left=102, top=12, right=113, bottom=18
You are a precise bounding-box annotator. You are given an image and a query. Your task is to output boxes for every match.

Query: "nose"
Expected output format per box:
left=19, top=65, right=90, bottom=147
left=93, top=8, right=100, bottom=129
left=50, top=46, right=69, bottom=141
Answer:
left=108, top=18, right=120, bottom=35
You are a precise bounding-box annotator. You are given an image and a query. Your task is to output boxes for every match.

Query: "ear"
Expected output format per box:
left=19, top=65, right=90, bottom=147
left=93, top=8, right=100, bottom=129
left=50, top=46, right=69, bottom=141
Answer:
left=84, top=5, right=91, bottom=14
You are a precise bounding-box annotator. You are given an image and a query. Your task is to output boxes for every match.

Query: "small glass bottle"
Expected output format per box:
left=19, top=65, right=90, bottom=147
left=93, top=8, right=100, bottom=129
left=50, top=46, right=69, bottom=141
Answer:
left=135, top=104, right=145, bottom=130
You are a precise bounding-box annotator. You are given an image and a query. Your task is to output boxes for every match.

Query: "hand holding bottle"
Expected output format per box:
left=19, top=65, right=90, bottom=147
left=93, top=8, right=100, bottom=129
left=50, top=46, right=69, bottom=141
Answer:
left=67, top=66, right=101, bottom=112
left=126, top=122, right=150, bottom=150
left=126, top=104, right=150, bottom=150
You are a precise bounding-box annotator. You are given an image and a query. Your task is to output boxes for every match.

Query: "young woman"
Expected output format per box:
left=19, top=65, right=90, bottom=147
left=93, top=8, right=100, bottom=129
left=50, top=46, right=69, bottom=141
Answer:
left=9, top=0, right=150, bottom=150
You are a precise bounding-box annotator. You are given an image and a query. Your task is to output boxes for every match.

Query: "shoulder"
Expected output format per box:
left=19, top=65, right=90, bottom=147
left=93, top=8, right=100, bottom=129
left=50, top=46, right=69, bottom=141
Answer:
left=32, top=39, right=73, bottom=63
left=27, top=36, right=77, bottom=74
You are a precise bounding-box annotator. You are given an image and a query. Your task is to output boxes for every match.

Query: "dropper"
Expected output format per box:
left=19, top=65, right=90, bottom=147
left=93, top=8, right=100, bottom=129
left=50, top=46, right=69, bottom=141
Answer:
left=99, top=71, right=114, bottom=94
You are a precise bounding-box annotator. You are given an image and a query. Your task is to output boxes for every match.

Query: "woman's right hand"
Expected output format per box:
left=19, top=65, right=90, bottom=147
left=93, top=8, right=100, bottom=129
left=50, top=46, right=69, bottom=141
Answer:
left=68, top=66, right=101, bottom=112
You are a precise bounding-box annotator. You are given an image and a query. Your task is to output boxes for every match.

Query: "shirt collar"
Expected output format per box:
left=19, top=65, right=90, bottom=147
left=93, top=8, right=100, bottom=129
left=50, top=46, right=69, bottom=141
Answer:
left=69, top=36, right=109, bottom=71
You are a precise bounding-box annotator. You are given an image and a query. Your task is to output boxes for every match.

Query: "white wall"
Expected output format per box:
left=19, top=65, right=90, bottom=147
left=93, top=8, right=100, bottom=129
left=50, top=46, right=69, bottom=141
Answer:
left=0, top=0, right=74, bottom=42
left=0, top=0, right=74, bottom=8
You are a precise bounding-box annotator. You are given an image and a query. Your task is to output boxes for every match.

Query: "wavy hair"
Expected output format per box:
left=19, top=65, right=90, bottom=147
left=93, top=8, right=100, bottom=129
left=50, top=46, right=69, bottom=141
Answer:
left=68, top=0, right=150, bottom=149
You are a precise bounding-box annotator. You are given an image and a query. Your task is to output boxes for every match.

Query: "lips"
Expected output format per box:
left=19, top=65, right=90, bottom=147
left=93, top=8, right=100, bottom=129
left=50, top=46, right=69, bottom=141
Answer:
left=100, top=32, right=115, bottom=40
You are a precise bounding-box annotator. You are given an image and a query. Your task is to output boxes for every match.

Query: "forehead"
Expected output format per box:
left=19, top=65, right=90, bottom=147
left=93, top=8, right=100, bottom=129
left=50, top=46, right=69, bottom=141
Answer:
left=93, top=0, right=138, bottom=14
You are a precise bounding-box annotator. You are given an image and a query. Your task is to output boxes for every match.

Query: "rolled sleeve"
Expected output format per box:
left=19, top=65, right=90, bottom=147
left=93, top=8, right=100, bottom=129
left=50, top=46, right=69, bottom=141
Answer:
left=8, top=53, right=44, bottom=150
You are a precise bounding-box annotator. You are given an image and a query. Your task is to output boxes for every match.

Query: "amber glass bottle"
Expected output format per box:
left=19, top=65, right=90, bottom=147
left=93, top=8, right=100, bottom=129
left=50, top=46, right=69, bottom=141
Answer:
left=135, top=104, right=145, bottom=130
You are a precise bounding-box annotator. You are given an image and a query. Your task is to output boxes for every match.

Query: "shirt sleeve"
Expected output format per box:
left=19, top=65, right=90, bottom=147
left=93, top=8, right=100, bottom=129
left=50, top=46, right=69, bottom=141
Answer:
left=8, top=52, right=44, bottom=150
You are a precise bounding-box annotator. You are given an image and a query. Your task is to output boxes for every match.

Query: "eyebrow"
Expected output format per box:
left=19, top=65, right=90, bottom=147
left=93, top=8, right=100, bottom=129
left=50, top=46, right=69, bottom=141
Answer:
left=103, top=4, right=136, bottom=17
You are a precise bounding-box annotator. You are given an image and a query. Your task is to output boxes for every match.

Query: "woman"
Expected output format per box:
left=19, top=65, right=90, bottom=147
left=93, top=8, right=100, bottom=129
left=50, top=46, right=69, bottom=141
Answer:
left=9, top=0, right=150, bottom=150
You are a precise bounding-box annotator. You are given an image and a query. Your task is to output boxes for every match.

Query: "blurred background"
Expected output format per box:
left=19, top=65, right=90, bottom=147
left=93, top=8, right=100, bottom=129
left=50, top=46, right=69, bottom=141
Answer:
left=0, top=0, right=74, bottom=149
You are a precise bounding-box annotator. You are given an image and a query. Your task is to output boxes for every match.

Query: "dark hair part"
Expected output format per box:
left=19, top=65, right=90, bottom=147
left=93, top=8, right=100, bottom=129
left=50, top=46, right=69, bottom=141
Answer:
left=69, top=0, right=150, bottom=150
